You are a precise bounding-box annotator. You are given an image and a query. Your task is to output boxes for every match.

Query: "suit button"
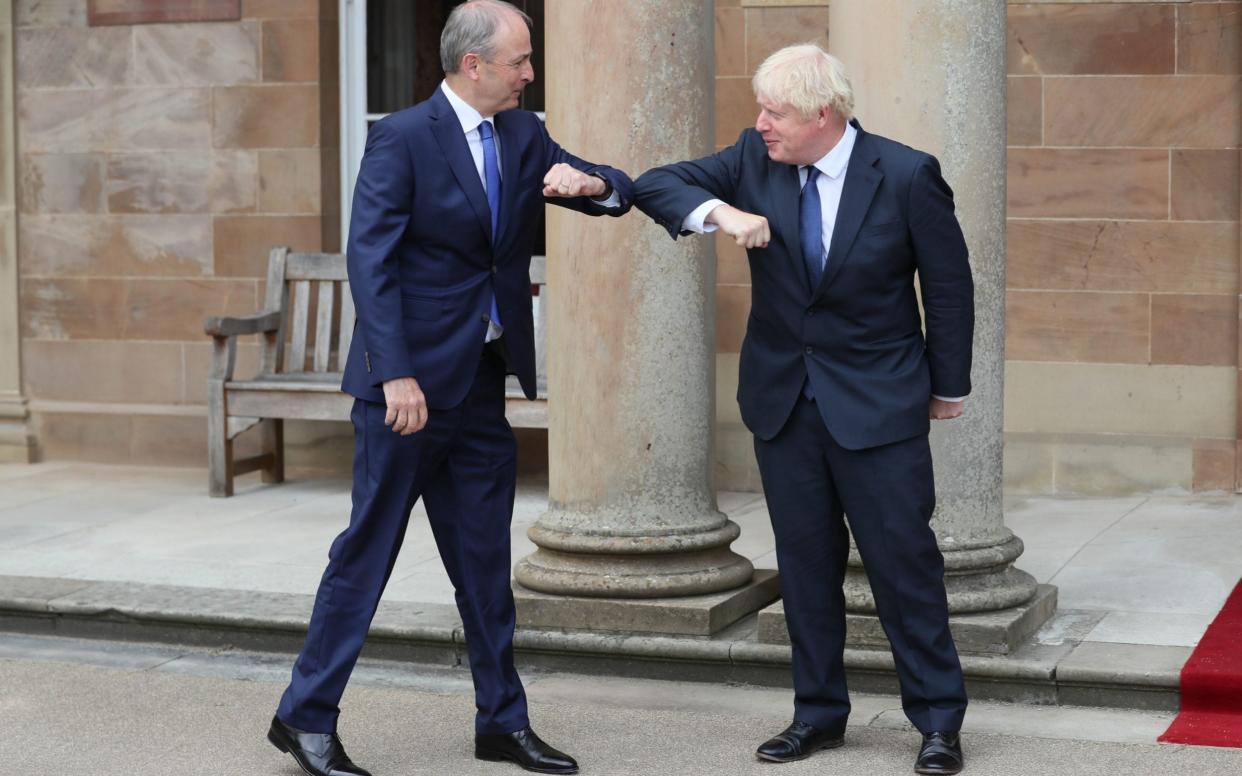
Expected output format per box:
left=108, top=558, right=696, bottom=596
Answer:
left=491, top=265, right=498, bottom=275
left=806, top=308, right=815, bottom=317
left=805, top=346, right=813, bottom=355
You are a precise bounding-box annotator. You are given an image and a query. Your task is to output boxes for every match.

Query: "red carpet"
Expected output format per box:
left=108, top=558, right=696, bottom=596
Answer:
left=1160, top=579, right=1242, bottom=748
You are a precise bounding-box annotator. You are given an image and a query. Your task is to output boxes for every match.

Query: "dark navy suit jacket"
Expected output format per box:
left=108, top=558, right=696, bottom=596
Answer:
left=635, top=121, right=973, bottom=449
left=341, top=88, right=633, bottom=408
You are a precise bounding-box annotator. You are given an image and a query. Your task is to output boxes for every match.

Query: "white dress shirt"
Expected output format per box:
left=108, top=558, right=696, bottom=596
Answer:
left=680, top=122, right=963, bottom=403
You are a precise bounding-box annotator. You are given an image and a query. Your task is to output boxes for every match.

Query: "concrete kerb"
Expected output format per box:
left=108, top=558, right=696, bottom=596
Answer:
left=0, top=575, right=1181, bottom=712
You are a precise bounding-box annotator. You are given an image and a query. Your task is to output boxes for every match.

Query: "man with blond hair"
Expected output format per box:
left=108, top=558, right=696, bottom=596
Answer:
left=635, top=44, right=972, bottom=775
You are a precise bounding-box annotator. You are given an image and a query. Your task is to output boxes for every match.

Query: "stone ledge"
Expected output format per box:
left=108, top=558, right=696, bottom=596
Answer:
left=514, top=569, right=780, bottom=637
left=0, top=575, right=1182, bottom=712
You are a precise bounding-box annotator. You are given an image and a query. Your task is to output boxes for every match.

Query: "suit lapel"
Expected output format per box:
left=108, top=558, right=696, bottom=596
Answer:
left=814, top=129, right=882, bottom=298
left=429, top=90, right=493, bottom=245
left=767, top=161, right=813, bottom=299
left=494, top=109, right=522, bottom=250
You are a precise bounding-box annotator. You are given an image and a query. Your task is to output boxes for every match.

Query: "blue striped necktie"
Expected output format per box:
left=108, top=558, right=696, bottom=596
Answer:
left=801, top=166, right=824, bottom=290
left=800, top=167, right=822, bottom=400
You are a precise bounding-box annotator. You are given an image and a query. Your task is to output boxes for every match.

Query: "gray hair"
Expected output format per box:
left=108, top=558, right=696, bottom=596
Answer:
left=440, top=0, right=533, bottom=74
left=752, top=43, right=855, bottom=122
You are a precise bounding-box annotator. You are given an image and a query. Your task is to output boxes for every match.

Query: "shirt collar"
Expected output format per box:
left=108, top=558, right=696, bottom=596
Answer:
left=806, top=122, right=857, bottom=180
left=440, top=80, right=492, bottom=135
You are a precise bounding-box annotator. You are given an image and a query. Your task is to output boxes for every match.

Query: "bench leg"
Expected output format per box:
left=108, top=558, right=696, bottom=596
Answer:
left=207, top=382, right=234, bottom=498
left=261, top=418, right=285, bottom=484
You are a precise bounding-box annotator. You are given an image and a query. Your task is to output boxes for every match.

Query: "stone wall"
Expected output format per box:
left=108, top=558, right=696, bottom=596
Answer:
left=13, top=0, right=343, bottom=467
left=1003, top=1, right=1240, bottom=494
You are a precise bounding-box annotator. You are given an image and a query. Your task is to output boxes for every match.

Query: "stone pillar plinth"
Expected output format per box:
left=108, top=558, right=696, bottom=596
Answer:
left=0, top=0, right=34, bottom=463
left=759, top=0, right=1055, bottom=651
left=513, top=0, right=776, bottom=635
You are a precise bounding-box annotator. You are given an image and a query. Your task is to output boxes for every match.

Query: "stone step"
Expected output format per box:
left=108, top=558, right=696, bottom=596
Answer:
left=0, top=574, right=1182, bottom=713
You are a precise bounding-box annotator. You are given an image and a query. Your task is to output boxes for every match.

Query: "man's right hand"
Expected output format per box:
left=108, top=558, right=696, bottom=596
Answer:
left=707, top=204, right=770, bottom=249
left=382, top=377, right=427, bottom=435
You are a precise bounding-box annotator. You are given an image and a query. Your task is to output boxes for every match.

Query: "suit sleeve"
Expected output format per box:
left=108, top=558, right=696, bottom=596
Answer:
left=633, top=130, right=747, bottom=239
left=537, top=118, right=634, bottom=217
left=345, top=119, right=416, bottom=386
left=910, top=155, right=974, bottom=398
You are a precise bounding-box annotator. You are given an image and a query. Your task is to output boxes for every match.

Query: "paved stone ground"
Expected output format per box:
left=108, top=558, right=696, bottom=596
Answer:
left=4, top=633, right=1242, bottom=776
left=3, top=462, right=1241, bottom=651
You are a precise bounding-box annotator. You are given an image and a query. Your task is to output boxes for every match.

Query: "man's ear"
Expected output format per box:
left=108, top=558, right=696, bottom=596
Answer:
left=461, top=52, right=482, bottom=81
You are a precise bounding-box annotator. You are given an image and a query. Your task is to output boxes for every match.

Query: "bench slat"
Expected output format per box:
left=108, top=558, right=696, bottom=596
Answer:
left=227, top=389, right=353, bottom=421
left=288, top=280, right=311, bottom=372
left=287, top=252, right=351, bottom=281
left=314, top=281, right=335, bottom=372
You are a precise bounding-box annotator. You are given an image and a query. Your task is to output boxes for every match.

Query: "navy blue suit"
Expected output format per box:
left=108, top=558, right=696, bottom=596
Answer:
left=635, top=121, right=972, bottom=734
left=278, top=88, right=633, bottom=735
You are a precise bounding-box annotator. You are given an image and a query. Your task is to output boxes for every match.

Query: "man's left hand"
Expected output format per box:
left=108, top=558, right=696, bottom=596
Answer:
left=930, top=398, right=965, bottom=420
left=543, top=163, right=605, bottom=198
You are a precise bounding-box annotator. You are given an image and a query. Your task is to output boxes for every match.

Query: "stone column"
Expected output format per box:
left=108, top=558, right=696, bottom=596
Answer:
left=513, top=0, right=778, bottom=636
left=820, top=0, right=1053, bottom=650
left=0, top=0, right=33, bottom=463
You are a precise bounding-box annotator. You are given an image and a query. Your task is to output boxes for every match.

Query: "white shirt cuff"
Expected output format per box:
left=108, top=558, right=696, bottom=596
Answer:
left=932, top=395, right=966, bottom=402
left=592, top=190, right=622, bottom=208
left=681, top=199, right=726, bottom=233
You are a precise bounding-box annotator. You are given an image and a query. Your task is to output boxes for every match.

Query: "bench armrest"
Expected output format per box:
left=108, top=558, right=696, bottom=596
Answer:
left=204, top=311, right=281, bottom=338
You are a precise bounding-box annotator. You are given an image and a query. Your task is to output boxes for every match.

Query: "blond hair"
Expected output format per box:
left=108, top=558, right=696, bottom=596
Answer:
left=752, top=43, right=854, bottom=121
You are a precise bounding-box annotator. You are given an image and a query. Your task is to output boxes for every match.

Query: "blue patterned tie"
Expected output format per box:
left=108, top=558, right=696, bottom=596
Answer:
left=480, top=120, right=502, bottom=331
left=800, top=167, right=822, bottom=400
left=800, top=166, right=824, bottom=290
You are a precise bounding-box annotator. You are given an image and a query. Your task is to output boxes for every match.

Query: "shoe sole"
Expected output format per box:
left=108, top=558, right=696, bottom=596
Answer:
left=915, top=765, right=963, bottom=776
left=475, top=748, right=579, bottom=774
left=755, top=737, right=845, bottom=763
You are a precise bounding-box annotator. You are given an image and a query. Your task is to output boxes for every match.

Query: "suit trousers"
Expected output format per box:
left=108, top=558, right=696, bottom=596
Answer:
left=754, top=395, right=967, bottom=734
left=277, top=346, right=528, bottom=735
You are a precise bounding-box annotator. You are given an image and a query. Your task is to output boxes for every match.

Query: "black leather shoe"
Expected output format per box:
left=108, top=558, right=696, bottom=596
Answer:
left=267, top=715, right=372, bottom=776
left=475, top=727, right=578, bottom=774
left=915, top=731, right=964, bottom=775
left=756, top=720, right=845, bottom=763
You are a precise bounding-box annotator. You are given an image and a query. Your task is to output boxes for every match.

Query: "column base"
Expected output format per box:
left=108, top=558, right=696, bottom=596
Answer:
left=0, top=409, right=35, bottom=464
left=845, top=565, right=1041, bottom=614
left=514, top=516, right=757, bottom=598
left=513, top=569, right=780, bottom=637
left=758, top=583, right=1058, bottom=655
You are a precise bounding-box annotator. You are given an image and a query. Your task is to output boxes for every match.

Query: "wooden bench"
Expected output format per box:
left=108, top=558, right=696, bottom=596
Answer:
left=204, top=246, right=549, bottom=497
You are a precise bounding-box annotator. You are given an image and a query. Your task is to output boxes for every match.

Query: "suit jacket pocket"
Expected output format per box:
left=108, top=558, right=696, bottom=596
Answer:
left=400, top=295, right=445, bottom=321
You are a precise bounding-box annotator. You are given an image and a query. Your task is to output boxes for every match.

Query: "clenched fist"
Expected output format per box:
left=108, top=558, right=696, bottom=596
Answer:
left=542, top=163, right=606, bottom=199
left=707, top=204, right=770, bottom=249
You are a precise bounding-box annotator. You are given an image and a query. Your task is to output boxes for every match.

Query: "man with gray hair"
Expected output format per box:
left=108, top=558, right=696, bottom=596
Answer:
left=266, top=2, right=631, bottom=774
left=635, top=43, right=972, bottom=775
